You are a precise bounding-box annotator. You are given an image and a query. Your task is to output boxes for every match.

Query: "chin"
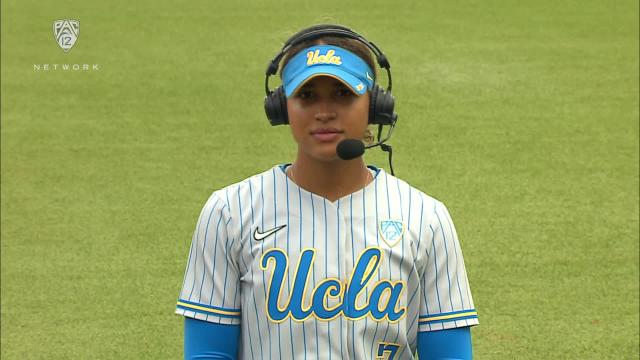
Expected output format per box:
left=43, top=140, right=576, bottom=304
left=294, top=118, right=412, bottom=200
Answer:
left=304, top=146, right=341, bottom=162
left=312, top=151, right=341, bottom=162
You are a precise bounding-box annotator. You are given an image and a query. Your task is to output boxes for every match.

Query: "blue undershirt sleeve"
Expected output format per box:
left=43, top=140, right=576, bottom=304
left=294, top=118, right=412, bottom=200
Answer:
left=184, top=317, right=241, bottom=360
left=417, top=326, right=473, bottom=360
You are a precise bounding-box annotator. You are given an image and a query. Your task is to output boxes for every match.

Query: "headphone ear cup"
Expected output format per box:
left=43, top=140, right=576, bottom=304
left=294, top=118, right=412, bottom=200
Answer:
left=369, top=85, right=396, bottom=125
left=368, top=86, right=379, bottom=124
left=264, top=86, right=289, bottom=126
left=264, top=90, right=278, bottom=125
left=276, top=86, right=289, bottom=125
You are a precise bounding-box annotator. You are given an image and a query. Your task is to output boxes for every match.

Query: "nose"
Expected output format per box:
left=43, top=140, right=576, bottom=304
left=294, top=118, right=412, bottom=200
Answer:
left=314, top=98, right=337, bottom=122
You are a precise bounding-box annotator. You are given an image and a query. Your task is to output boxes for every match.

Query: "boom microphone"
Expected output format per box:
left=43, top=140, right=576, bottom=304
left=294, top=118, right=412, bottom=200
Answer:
left=336, top=123, right=397, bottom=175
left=336, top=139, right=365, bottom=160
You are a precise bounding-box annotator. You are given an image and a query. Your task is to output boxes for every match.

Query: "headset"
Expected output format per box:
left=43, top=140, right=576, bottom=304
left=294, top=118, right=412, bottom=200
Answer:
left=264, top=24, right=398, bottom=127
left=263, top=24, right=399, bottom=175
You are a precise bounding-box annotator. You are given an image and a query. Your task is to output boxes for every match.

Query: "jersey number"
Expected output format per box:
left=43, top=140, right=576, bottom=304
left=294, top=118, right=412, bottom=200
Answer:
left=376, top=342, right=400, bottom=359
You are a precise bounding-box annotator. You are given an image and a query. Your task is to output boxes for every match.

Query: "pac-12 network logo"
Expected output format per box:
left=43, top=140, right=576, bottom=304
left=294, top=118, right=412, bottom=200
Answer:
left=53, top=19, right=79, bottom=52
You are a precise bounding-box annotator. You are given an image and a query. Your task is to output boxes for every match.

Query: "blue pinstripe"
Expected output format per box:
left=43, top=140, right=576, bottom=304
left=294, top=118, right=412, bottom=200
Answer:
left=229, top=186, right=245, bottom=307
left=198, top=203, right=224, bottom=302
left=181, top=204, right=207, bottom=295
left=349, top=194, right=356, bottom=360
left=215, top=189, right=234, bottom=312
left=434, top=208, right=455, bottom=311
left=417, top=197, right=426, bottom=257
left=323, top=198, right=332, bottom=360
left=297, top=185, right=308, bottom=360
left=361, top=183, right=369, bottom=358
left=336, top=199, right=344, bottom=358
left=398, top=264, right=420, bottom=358
left=261, top=174, right=273, bottom=360
left=392, top=178, right=407, bottom=346
left=247, top=178, right=265, bottom=360
left=310, top=192, right=319, bottom=360
left=187, top=199, right=220, bottom=300
left=206, top=226, right=231, bottom=323
left=189, top=197, right=220, bottom=301
left=370, top=175, right=381, bottom=360
left=421, top=278, right=432, bottom=328
left=272, top=169, right=283, bottom=358
left=429, top=225, right=443, bottom=314
left=238, top=251, right=256, bottom=360
left=222, top=189, right=233, bottom=307
left=412, top=195, right=426, bottom=338
left=223, top=231, right=232, bottom=305
left=442, top=208, right=466, bottom=309
left=406, top=277, right=420, bottom=330
left=420, top=202, right=432, bottom=331
left=381, top=174, right=393, bottom=343
left=285, top=175, right=295, bottom=358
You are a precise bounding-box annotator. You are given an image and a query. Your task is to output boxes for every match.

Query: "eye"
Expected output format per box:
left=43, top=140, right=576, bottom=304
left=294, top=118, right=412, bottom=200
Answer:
left=336, top=88, right=354, bottom=97
left=295, top=90, right=314, bottom=100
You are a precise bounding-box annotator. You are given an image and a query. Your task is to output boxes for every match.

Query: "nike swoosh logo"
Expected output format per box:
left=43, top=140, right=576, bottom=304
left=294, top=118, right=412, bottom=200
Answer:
left=253, top=225, right=287, bottom=241
left=366, top=72, right=373, bottom=81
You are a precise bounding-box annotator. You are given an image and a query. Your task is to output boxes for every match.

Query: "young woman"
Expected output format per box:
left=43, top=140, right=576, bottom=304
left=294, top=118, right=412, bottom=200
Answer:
left=176, top=24, right=479, bottom=359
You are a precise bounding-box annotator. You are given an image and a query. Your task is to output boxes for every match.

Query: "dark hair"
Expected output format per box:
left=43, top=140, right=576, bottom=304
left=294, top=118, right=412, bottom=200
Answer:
left=279, top=26, right=377, bottom=81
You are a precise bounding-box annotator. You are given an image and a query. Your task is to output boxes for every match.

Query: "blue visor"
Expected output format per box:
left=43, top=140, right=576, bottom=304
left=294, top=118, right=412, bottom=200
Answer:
left=282, top=45, right=375, bottom=98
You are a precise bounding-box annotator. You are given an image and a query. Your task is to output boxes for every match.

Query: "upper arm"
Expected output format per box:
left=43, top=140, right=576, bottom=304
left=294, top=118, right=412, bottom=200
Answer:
left=176, top=192, right=242, bottom=325
left=418, top=201, right=479, bottom=332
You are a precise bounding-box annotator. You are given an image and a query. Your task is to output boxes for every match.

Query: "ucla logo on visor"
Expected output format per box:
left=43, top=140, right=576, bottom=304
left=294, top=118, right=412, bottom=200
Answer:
left=282, top=45, right=375, bottom=97
left=306, top=49, right=342, bottom=65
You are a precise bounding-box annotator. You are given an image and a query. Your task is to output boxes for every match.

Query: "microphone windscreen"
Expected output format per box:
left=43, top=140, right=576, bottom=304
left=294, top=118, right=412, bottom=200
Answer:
left=336, top=139, right=365, bottom=160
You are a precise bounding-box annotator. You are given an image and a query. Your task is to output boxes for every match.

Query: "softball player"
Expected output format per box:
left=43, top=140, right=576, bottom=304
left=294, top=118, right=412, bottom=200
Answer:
left=176, top=24, right=479, bottom=359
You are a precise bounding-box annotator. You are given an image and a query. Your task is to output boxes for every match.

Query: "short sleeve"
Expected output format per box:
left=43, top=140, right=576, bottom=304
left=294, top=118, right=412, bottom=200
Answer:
left=418, top=201, right=479, bottom=332
left=175, top=192, right=241, bottom=325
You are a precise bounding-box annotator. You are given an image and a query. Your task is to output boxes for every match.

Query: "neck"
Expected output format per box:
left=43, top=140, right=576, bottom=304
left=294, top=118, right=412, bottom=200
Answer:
left=289, top=152, right=372, bottom=202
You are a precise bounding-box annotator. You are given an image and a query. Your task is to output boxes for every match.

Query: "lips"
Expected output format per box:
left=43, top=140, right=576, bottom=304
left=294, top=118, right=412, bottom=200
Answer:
left=311, top=128, right=343, bottom=134
left=310, top=128, right=343, bottom=142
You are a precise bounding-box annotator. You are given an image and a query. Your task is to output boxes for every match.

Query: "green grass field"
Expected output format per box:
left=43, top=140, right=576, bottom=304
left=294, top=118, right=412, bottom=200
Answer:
left=2, top=0, right=638, bottom=358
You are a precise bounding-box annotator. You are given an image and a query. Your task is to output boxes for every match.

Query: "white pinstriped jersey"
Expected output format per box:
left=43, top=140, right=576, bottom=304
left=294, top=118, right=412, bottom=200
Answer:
left=176, top=164, right=479, bottom=359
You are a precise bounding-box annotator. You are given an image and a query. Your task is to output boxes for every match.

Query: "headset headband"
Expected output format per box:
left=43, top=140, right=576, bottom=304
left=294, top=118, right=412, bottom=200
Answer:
left=265, top=25, right=393, bottom=95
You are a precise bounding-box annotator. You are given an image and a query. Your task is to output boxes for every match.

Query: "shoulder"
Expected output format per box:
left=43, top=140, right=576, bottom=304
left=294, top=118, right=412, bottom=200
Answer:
left=375, top=167, right=451, bottom=223
left=206, top=164, right=285, bottom=212
left=375, top=168, right=444, bottom=208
